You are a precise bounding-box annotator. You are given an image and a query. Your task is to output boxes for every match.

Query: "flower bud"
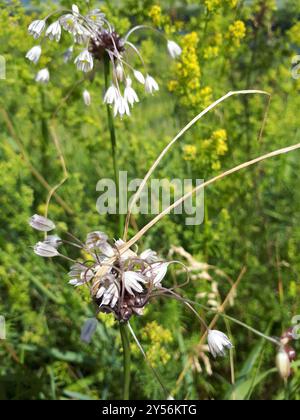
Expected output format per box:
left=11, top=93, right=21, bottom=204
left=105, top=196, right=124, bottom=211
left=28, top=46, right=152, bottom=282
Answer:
left=276, top=349, right=291, bottom=380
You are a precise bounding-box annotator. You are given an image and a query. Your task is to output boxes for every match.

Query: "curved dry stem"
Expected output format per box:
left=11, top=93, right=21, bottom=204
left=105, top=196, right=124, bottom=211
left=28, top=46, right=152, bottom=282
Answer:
left=120, top=142, right=300, bottom=254
left=123, top=90, right=270, bottom=240
left=0, top=107, right=73, bottom=215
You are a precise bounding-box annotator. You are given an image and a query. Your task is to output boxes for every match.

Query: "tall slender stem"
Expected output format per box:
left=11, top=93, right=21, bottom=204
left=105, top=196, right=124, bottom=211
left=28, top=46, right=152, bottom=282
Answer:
left=104, top=57, right=130, bottom=399
left=103, top=56, right=124, bottom=237
left=104, top=56, right=118, bottom=190
left=119, top=322, right=131, bottom=400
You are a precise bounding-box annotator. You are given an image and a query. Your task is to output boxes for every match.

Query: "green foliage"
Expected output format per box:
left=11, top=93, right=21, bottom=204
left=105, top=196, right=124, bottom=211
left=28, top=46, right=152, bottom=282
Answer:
left=0, top=0, right=300, bottom=400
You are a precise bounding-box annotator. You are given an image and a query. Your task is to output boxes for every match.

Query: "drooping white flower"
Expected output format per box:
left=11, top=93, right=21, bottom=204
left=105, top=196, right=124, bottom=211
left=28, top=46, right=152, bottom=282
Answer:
left=74, top=26, right=91, bottom=45
left=60, top=7, right=86, bottom=38
left=276, top=349, right=291, bottom=380
left=123, top=271, right=146, bottom=295
left=86, top=9, right=105, bottom=27
left=29, top=214, right=55, bottom=232
left=86, top=231, right=108, bottom=249
left=145, top=75, right=159, bottom=94
left=167, top=40, right=182, bottom=59
left=98, top=241, right=115, bottom=258
left=104, top=84, right=119, bottom=105
left=99, top=283, right=119, bottom=308
left=26, top=45, right=42, bottom=64
left=124, top=77, right=139, bottom=107
left=114, top=239, right=136, bottom=261
left=114, top=94, right=130, bottom=118
left=74, top=49, right=94, bottom=72
left=145, top=262, right=169, bottom=287
left=45, top=21, right=62, bottom=42
left=207, top=330, right=233, bottom=358
left=83, top=89, right=91, bottom=106
left=140, top=249, right=158, bottom=264
left=34, top=242, right=59, bottom=258
left=115, top=63, right=124, bottom=81
left=72, top=4, right=80, bottom=16
left=60, top=14, right=77, bottom=34
left=69, top=266, right=95, bottom=286
left=35, top=68, right=50, bottom=84
left=134, top=70, right=145, bottom=85
left=28, top=20, right=46, bottom=39
left=68, top=263, right=86, bottom=286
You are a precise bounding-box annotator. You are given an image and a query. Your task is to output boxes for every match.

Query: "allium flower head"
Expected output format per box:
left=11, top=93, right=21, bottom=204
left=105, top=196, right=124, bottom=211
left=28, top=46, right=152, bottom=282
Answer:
left=207, top=330, right=233, bottom=358
left=29, top=216, right=170, bottom=322
left=26, top=3, right=182, bottom=117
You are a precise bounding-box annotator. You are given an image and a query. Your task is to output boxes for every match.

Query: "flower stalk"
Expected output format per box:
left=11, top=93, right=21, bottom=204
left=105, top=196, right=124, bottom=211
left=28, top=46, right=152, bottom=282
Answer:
left=119, top=322, right=131, bottom=400
left=103, top=56, right=124, bottom=237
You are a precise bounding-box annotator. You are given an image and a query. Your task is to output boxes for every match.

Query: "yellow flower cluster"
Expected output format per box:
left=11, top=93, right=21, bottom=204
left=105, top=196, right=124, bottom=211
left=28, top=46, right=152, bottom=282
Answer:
left=148, top=4, right=183, bottom=35
left=203, top=33, right=223, bottom=60
left=169, top=32, right=212, bottom=109
left=227, top=20, right=246, bottom=49
left=203, top=46, right=219, bottom=60
left=200, top=129, right=228, bottom=170
left=183, top=145, right=197, bottom=161
left=131, top=321, right=173, bottom=367
left=213, top=129, right=228, bottom=156
left=204, top=0, right=222, bottom=12
left=288, top=22, right=300, bottom=46
left=148, top=5, right=162, bottom=28
left=205, top=0, right=238, bottom=13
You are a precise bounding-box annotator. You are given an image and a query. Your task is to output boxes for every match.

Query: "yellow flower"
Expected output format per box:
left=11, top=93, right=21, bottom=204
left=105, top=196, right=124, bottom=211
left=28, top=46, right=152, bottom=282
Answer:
left=168, top=32, right=208, bottom=109
left=148, top=5, right=162, bottom=27
left=204, top=0, right=222, bottom=12
left=183, top=145, right=197, bottom=161
left=138, top=321, right=173, bottom=367
left=227, top=20, right=246, bottom=49
left=204, top=46, right=220, bottom=60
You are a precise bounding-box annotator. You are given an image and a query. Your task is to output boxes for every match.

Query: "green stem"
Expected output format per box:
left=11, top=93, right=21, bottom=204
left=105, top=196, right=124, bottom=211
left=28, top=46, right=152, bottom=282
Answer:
left=104, top=57, right=118, bottom=189
left=103, top=56, right=124, bottom=237
left=119, top=323, right=131, bottom=400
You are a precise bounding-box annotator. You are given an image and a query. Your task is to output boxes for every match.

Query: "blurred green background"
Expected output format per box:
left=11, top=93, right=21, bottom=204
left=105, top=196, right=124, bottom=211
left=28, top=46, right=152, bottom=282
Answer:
left=0, top=0, right=300, bottom=400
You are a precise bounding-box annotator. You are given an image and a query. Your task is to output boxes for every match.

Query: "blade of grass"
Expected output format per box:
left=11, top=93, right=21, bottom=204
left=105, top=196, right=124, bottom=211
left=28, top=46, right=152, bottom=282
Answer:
left=0, top=107, right=74, bottom=215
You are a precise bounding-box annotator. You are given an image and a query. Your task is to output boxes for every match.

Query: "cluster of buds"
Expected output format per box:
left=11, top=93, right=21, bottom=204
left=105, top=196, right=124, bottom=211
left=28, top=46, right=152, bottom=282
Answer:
left=25, top=4, right=182, bottom=117
left=276, top=327, right=297, bottom=381
left=29, top=215, right=169, bottom=322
